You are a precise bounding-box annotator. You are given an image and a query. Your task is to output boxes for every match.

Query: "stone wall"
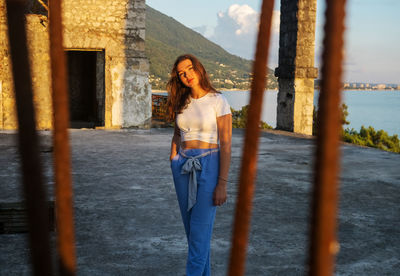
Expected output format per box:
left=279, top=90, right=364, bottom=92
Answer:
left=275, top=0, right=318, bottom=135
left=0, top=0, right=151, bottom=130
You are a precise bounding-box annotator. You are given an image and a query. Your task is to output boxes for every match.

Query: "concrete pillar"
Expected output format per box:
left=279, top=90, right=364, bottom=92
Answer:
left=275, top=0, right=318, bottom=135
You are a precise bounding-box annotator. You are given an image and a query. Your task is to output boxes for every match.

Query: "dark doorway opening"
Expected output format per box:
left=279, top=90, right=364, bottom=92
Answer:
left=66, top=50, right=105, bottom=128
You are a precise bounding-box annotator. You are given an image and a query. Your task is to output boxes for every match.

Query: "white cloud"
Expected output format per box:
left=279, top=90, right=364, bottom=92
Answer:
left=197, top=4, right=280, bottom=65
left=271, top=10, right=281, bottom=34
left=227, top=4, right=258, bottom=36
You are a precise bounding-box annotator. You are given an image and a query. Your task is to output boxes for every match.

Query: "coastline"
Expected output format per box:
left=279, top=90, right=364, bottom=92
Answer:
left=151, top=89, right=167, bottom=93
left=149, top=89, right=400, bottom=137
left=152, top=89, right=400, bottom=93
left=151, top=88, right=280, bottom=93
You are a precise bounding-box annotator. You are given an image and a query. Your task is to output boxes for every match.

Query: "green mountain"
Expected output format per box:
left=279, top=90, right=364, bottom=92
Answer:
left=145, top=5, right=278, bottom=91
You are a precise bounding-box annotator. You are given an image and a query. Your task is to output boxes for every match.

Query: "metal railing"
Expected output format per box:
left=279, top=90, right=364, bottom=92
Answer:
left=5, top=0, right=76, bottom=275
left=4, top=0, right=346, bottom=275
left=152, top=94, right=168, bottom=121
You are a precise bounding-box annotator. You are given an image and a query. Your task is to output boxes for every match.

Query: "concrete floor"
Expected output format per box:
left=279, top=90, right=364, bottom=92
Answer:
left=0, top=128, right=399, bottom=275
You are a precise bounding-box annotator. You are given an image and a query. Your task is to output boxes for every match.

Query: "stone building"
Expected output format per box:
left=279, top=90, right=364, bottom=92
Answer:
left=0, top=0, right=151, bottom=130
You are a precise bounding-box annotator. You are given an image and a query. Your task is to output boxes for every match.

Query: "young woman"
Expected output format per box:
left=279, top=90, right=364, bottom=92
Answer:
left=167, top=54, right=232, bottom=276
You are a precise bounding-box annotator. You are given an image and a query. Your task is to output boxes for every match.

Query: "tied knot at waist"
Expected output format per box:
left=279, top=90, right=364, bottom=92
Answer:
left=179, top=148, right=219, bottom=211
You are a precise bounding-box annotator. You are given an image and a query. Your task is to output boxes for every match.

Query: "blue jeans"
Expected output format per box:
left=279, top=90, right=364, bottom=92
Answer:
left=171, top=148, right=220, bottom=276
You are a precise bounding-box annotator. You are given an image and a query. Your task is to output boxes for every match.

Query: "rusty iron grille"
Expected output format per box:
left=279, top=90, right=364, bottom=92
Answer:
left=4, top=0, right=347, bottom=275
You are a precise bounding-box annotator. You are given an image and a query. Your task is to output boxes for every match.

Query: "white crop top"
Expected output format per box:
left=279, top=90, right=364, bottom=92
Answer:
left=176, top=93, right=231, bottom=144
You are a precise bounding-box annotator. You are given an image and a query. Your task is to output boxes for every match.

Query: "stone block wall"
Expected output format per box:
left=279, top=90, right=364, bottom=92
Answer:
left=0, top=0, right=151, bottom=130
left=0, top=5, right=52, bottom=129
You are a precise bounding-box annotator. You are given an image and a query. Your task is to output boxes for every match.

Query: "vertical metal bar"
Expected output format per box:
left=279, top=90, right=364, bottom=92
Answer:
left=48, top=0, right=77, bottom=275
left=308, top=0, right=346, bottom=276
left=228, top=0, right=274, bottom=275
left=5, top=0, right=54, bottom=275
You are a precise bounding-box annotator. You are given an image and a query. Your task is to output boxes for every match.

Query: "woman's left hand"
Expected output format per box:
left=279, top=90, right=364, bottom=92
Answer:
left=213, top=180, right=227, bottom=206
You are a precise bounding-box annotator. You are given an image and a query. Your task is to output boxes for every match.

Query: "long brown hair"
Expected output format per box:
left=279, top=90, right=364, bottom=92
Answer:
left=166, top=54, right=218, bottom=121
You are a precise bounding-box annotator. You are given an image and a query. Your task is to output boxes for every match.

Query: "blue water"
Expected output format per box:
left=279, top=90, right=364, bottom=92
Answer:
left=222, top=90, right=400, bottom=136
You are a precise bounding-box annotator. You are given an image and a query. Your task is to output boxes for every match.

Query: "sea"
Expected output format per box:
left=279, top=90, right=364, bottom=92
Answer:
left=222, top=90, right=400, bottom=136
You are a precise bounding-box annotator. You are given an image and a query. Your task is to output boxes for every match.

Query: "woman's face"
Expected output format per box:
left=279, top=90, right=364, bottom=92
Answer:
left=176, top=59, right=200, bottom=88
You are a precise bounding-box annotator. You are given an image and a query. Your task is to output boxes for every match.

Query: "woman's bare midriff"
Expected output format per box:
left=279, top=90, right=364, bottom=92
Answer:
left=182, top=140, right=218, bottom=149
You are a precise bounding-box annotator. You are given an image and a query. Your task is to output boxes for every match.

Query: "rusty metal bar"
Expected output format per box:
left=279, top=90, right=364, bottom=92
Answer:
left=48, top=0, right=77, bottom=275
left=228, top=0, right=275, bottom=275
left=308, top=0, right=347, bottom=276
left=5, top=0, right=54, bottom=275
left=37, top=0, right=49, bottom=12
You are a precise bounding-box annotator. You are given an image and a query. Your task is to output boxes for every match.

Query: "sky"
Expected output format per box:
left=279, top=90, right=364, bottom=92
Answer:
left=146, top=0, right=400, bottom=84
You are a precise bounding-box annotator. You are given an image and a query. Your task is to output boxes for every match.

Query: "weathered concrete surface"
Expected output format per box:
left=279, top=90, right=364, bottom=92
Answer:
left=0, top=129, right=399, bottom=275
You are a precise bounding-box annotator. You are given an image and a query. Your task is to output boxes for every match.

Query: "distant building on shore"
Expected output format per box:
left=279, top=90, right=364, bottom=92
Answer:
left=332, top=82, right=400, bottom=90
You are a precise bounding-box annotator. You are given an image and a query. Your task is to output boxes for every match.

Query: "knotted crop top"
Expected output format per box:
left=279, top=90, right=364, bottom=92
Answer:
left=176, top=93, right=231, bottom=144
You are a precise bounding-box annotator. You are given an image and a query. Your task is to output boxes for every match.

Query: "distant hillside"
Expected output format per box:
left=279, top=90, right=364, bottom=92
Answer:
left=145, top=5, right=277, bottom=90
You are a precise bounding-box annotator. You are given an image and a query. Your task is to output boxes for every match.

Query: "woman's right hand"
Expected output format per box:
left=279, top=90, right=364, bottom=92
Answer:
left=170, top=152, right=177, bottom=161
left=170, top=124, right=181, bottom=161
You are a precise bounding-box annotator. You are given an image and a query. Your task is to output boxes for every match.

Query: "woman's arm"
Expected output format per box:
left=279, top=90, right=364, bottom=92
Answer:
left=170, top=123, right=181, bottom=160
left=214, top=113, right=232, bottom=205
